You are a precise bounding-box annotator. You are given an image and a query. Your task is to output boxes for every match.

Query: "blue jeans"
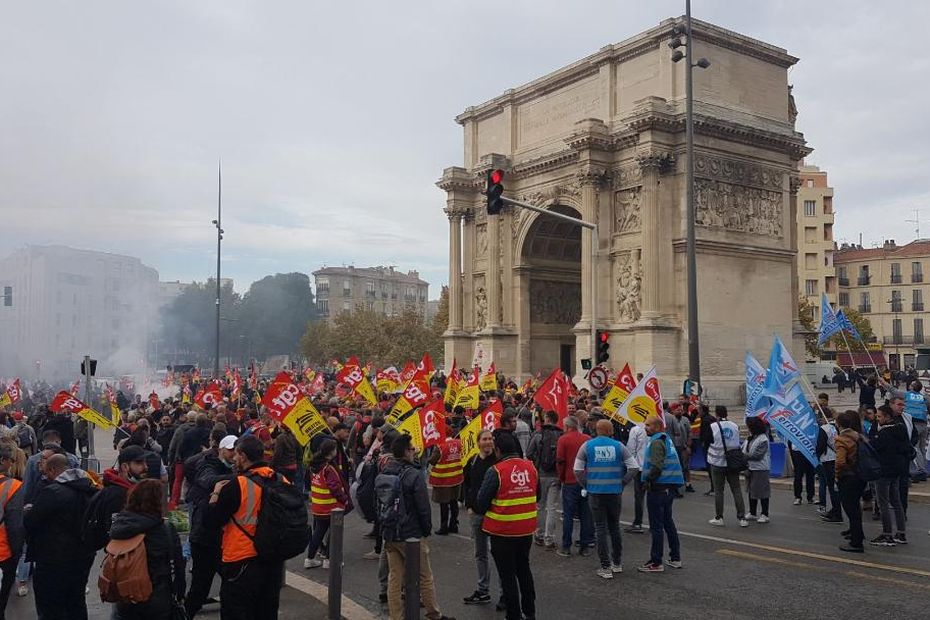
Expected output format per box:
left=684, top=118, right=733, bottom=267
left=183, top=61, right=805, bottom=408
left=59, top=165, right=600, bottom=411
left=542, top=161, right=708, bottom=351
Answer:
left=646, top=488, right=680, bottom=565
left=560, top=483, right=594, bottom=551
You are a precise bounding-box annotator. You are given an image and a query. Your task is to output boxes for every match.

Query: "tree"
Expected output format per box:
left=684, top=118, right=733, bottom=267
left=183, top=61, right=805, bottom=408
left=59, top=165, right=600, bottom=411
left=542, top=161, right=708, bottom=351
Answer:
left=798, top=296, right=874, bottom=359
left=238, top=273, right=316, bottom=361
left=159, top=279, right=240, bottom=368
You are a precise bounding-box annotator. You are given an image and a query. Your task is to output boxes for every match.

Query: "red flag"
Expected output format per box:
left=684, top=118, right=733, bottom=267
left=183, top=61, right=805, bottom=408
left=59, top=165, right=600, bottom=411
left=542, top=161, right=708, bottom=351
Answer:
left=70, top=381, right=81, bottom=396
left=399, top=362, right=417, bottom=384
left=6, top=379, right=21, bottom=405
left=417, top=353, right=435, bottom=377
left=533, top=368, right=569, bottom=426
left=418, top=399, right=447, bottom=449
left=149, top=391, right=160, bottom=409
left=194, top=383, right=223, bottom=409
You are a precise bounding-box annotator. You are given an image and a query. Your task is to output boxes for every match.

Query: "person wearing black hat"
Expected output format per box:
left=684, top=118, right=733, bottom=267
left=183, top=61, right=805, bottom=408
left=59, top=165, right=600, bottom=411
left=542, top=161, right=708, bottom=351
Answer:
left=81, top=445, right=148, bottom=552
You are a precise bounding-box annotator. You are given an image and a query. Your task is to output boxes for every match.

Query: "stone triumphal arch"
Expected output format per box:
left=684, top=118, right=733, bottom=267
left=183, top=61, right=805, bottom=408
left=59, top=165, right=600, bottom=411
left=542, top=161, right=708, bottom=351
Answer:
left=437, top=17, right=811, bottom=400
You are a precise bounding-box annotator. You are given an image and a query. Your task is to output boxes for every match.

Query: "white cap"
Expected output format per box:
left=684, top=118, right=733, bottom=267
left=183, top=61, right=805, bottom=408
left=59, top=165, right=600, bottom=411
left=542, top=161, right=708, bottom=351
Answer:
left=218, top=435, right=238, bottom=450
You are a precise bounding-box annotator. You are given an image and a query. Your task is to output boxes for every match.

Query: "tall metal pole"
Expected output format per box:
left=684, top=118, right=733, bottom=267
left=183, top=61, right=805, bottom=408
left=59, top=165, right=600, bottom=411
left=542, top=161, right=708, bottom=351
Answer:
left=684, top=0, right=701, bottom=389
left=215, top=163, right=222, bottom=380
left=83, top=354, right=96, bottom=469
left=590, top=224, right=598, bottom=368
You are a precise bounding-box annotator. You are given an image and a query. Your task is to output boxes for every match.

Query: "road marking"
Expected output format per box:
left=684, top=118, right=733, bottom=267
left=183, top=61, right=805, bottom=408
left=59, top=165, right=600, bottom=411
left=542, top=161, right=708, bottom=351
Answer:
left=845, top=571, right=930, bottom=591
left=717, top=548, right=816, bottom=571
left=285, top=570, right=377, bottom=620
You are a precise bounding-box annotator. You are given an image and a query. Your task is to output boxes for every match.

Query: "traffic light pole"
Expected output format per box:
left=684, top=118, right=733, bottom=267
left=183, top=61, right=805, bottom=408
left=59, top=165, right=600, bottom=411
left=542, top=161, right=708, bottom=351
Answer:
left=500, top=196, right=598, bottom=368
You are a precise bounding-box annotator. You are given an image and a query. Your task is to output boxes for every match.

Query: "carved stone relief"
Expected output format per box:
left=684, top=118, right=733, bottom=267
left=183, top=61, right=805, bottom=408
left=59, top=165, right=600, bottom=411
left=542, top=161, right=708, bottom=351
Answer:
left=614, top=188, right=642, bottom=234
left=529, top=280, right=581, bottom=325
left=615, top=253, right=641, bottom=323
left=694, top=179, right=783, bottom=237
left=611, top=164, right=643, bottom=190
left=475, top=224, right=488, bottom=258
left=475, top=286, right=488, bottom=331
left=694, top=154, right=784, bottom=190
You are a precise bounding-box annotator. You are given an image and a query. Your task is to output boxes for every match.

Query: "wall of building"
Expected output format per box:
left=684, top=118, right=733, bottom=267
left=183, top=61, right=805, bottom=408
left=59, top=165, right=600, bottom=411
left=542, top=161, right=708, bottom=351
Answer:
left=313, top=266, right=429, bottom=324
left=796, top=164, right=836, bottom=319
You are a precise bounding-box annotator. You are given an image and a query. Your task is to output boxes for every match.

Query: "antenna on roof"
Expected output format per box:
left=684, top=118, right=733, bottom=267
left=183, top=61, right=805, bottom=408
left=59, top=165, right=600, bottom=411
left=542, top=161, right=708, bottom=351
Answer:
left=906, top=209, right=920, bottom=239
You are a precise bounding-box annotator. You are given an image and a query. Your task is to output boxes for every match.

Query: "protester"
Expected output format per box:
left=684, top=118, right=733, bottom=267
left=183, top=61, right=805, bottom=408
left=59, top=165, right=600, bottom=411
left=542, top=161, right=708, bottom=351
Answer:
left=835, top=411, right=865, bottom=552
left=429, top=434, right=463, bottom=535
left=742, top=416, right=771, bottom=523
left=306, top=438, right=351, bottom=569
left=880, top=378, right=928, bottom=481
left=271, top=424, right=299, bottom=483
left=555, top=416, right=594, bottom=556
left=462, top=429, right=499, bottom=606
left=83, top=445, right=147, bottom=551
left=871, top=405, right=909, bottom=546
left=624, top=420, right=648, bottom=534
left=573, top=419, right=639, bottom=579
left=706, top=408, right=748, bottom=527
left=638, top=414, right=683, bottom=573
left=817, top=408, right=842, bottom=523
left=526, top=410, right=562, bottom=547
left=0, top=444, right=24, bottom=620
left=10, top=412, right=37, bottom=458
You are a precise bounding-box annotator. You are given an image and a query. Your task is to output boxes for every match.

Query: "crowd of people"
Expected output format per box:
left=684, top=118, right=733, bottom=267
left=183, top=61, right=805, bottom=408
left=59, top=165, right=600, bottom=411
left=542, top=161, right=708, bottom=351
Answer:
left=0, top=363, right=926, bottom=620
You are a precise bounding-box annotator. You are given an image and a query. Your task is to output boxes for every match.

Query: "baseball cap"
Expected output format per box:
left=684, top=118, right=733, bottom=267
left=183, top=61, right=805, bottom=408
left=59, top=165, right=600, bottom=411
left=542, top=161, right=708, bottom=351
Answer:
left=218, top=435, right=238, bottom=450
left=118, top=445, right=147, bottom=464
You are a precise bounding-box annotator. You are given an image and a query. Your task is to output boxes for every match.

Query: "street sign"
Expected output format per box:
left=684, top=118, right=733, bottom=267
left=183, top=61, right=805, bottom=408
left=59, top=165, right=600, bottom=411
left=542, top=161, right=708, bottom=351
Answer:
left=588, top=365, right=608, bottom=391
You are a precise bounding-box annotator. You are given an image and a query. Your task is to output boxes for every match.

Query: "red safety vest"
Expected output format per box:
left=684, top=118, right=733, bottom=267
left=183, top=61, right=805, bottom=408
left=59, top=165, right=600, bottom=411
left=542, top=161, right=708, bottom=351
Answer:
left=482, top=458, right=538, bottom=537
left=0, top=476, right=23, bottom=562
left=428, top=439, right=464, bottom=488
left=310, top=464, right=345, bottom=517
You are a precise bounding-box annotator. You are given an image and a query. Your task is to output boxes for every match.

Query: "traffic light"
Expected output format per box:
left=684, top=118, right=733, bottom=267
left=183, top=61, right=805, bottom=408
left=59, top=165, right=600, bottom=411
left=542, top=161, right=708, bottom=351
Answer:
left=80, top=359, right=98, bottom=377
left=2, top=286, right=10, bottom=307
left=486, top=169, right=505, bottom=215
left=596, top=330, right=610, bottom=365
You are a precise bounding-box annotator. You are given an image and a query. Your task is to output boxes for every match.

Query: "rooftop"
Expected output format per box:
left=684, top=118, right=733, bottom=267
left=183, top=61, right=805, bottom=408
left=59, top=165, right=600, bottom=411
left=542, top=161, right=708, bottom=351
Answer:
left=312, top=265, right=428, bottom=285
left=834, top=239, right=930, bottom=263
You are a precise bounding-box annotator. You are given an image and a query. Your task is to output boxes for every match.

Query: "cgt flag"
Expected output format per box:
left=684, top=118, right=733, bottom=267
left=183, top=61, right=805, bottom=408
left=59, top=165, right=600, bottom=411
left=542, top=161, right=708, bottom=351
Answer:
left=262, top=371, right=329, bottom=446
left=458, top=400, right=502, bottom=466
left=337, top=362, right=377, bottom=407
left=762, top=336, right=820, bottom=467
left=104, top=384, right=121, bottom=426
left=479, top=362, right=498, bottom=393
left=387, top=371, right=431, bottom=424
left=616, top=366, right=662, bottom=425
left=602, top=364, right=636, bottom=418
left=0, top=378, right=22, bottom=409
left=194, top=383, right=223, bottom=410
left=454, top=367, right=481, bottom=411
left=50, top=390, right=116, bottom=429
left=745, top=352, right=770, bottom=419
left=419, top=399, right=448, bottom=449
left=443, top=360, right=461, bottom=408
left=533, top=369, right=569, bottom=426
left=396, top=410, right=425, bottom=455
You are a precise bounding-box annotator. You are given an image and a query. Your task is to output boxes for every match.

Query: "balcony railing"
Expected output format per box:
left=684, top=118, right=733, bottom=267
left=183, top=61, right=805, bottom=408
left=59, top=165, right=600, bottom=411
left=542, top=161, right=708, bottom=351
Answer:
left=858, top=276, right=871, bottom=285
left=882, top=335, right=923, bottom=345
left=913, top=273, right=924, bottom=283
left=890, top=301, right=903, bottom=313
left=838, top=277, right=849, bottom=286
left=914, top=303, right=925, bottom=312
left=891, top=274, right=902, bottom=284
left=859, top=304, right=872, bottom=314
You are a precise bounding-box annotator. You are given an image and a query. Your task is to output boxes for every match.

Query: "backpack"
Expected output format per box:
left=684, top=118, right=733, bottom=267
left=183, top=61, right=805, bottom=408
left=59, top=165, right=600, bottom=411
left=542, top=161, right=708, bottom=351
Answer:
left=98, top=533, right=153, bottom=604
left=232, top=472, right=310, bottom=561
left=16, top=425, right=32, bottom=451
left=856, top=438, right=882, bottom=482
left=375, top=467, right=410, bottom=543
left=355, top=459, right=379, bottom=523
left=537, top=429, right=561, bottom=474
left=816, top=428, right=828, bottom=458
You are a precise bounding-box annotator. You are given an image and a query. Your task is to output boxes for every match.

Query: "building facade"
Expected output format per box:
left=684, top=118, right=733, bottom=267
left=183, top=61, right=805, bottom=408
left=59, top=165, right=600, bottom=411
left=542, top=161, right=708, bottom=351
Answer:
left=835, top=239, right=930, bottom=370
left=0, top=245, right=160, bottom=381
left=312, top=266, right=429, bottom=324
left=797, top=164, right=836, bottom=318
left=437, top=17, right=810, bottom=399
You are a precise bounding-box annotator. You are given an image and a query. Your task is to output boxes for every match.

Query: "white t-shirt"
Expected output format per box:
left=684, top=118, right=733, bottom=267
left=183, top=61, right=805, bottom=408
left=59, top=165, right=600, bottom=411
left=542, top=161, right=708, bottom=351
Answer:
left=707, top=420, right=740, bottom=468
left=819, top=423, right=837, bottom=463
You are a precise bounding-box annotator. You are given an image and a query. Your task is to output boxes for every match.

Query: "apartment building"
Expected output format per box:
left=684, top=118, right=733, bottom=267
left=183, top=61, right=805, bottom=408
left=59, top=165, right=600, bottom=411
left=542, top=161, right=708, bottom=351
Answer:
left=797, top=164, right=837, bottom=319
left=312, top=265, right=429, bottom=324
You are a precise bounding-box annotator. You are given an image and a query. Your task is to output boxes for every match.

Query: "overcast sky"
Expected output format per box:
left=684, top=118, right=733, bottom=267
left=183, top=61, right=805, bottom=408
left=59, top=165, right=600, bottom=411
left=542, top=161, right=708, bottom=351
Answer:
left=3, top=1, right=928, bottom=295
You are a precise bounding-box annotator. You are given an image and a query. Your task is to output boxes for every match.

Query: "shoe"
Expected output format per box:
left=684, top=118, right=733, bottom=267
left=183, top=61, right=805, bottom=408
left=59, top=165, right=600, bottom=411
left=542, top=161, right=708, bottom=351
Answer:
left=758, top=515, right=770, bottom=524
left=596, top=567, right=614, bottom=579
left=665, top=559, right=683, bottom=569
left=436, top=527, right=449, bottom=536
left=204, top=596, right=219, bottom=605
left=745, top=514, right=757, bottom=521
left=304, top=557, right=323, bottom=569
left=839, top=543, right=864, bottom=553
left=379, top=592, right=388, bottom=604
left=363, top=551, right=380, bottom=560
left=556, top=547, right=571, bottom=557
left=448, top=525, right=459, bottom=534
left=703, top=490, right=714, bottom=497
left=16, top=583, right=27, bottom=597
left=820, top=515, right=843, bottom=523
left=792, top=498, right=802, bottom=505
left=738, top=519, right=749, bottom=528
left=534, top=534, right=545, bottom=546
left=709, top=518, right=725, bottom=527
left=544, top=541, right=556, bottom=549
left=625, top=524, right=644, bottom=534
left=685, top=485, right=696, bottom=493
left=840, top=529, right=850, bottom=537
left=579, top=546, right=592, bottom=557
left=637, top=561, right=664, bottom=573
left=610, top=563, right=623, bottom=573
left=807, top=498, right=816, bottom=504
left=322, top=559, right=330, bottom=569
left=872, top=512, right=882, bottom=521
left=816, top=506, right=828, bottom=515
left=673, top=491, right=684, bottom=499
left=363, top=529, right=377, bottom=539
left=893, top=533, right=908, bottom=545
left=869, top=535, right=896, bottom=547
left=463, top=591, right=491, bottom=605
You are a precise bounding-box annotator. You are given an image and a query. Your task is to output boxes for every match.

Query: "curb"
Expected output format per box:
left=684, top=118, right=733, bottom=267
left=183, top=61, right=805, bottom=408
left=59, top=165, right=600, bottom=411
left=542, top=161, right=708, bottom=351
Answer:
left=285, top=570, right=377, bottom=620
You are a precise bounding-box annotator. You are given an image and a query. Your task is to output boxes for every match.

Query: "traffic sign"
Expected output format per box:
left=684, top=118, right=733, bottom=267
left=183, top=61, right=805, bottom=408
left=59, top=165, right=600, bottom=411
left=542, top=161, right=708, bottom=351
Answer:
left=588, top=365, right=608, bottom=391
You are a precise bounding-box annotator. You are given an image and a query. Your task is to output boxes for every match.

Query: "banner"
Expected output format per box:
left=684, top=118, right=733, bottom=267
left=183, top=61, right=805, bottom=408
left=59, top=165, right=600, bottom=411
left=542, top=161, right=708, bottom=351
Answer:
left=818, top=292, right=844, bottom=345
left=443, top=360, right=460, bottom=408
left=532, top=368, right=569, bottom=426
left=50, top=390, right=116, bottom=429
left=0, top=378, right=21, bottom=409
left=194, top=383, right=223, bottom=409
left=602, top=364, right=636, bottom=417
left=399, top=361, right=417, bottom=385
left=376, top=369, right=399, bottom=394
left=616, top=366, right=662, bottom=425
left=762, top=336, right=820, bottom=466
left=337, top=363, right=377, bottom=407
left=104, top=384, right=121, bottom=426
left=836, top=309, right=861, bottom=340
left=453, top=367, right=480, bottom=410
left=744, top=352, right=769, bottom=419
left=419, top=399, right=447, bottom=449
left=416, top=353, right=435, bottom=379
left=262, top=371, right=329, bottom=446
left=459, top=400, right=502, bottom=466
left=396, top=411, right=424, bottom=455
left=479, top=362, right=498, bottom=392
left=386, top=373, right=431, bottom=424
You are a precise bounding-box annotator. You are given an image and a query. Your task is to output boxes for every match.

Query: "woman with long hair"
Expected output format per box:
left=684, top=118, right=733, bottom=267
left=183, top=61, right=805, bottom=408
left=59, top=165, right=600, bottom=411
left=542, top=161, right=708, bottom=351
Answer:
left=742, top=416, right=771, bottom=523
left=304, top=438, right=351, bottom=569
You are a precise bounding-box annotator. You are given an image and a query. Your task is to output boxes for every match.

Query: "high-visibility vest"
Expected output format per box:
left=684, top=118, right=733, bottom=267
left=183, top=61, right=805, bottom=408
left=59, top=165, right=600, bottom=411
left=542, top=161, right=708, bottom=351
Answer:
left=0, top=476, right=23, bottom=562
left=429, top=439, right=464, bottom=488
left=640, top=433, right=685, bottom=486
left=221, top=466, right=275, bottom=563
left=583, top=436, right=627, bottom=495
left=310, top=464, right=345, bottom=517
left=482, top=458, right=538, bottom=537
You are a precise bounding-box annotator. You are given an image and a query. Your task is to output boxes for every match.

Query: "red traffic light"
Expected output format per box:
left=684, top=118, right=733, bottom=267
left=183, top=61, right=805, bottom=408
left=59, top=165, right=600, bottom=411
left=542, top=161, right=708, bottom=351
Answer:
left=599, top=332, right=610, bottom=343
left=490, top=169, right=504, bottom=185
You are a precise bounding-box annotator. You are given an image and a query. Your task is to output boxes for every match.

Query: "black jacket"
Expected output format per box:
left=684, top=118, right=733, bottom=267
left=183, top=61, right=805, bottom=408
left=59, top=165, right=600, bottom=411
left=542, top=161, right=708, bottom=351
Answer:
left=381, top=458, right=431, bottom=539
left=110, top=511, right=186, bottom=599
left=188, top=451, right=233, bottom=546
left=462, top=452, right=497, bottom=511
left=43, top=414, right=77, bottom=455
left=873, top=423, right=911, bottom=478
left=154, top=426, right=177, bottom=464
left=179, top=426, right=211, bottom=461
left=82, top=469, right=136, bottom=550
left=24, top=470, right=97, bottom=566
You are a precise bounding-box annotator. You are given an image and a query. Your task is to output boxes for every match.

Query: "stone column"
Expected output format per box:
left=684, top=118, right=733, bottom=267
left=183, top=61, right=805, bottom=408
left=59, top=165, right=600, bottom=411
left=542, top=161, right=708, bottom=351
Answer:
left=577, top=168, right=604, bottom=324
left=446, top=211, right=463, bottom=331
left=486, top=214, right=502, bottom=328
left=636, top=151, right=671, bottom=319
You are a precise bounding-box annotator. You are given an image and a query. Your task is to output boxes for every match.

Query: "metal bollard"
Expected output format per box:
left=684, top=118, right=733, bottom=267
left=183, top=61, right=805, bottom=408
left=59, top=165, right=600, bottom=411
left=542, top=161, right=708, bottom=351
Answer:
left=328, top=509, right=345, bottom=620
left=403, top=538, right=420, bottom=620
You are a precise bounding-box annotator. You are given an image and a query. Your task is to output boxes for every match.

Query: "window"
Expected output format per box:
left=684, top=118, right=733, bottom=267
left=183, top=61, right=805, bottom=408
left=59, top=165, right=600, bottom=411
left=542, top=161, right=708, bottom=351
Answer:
left=342, top=282, right=352, bottom=297
left=3, top=286, right=11, bottom=307
left=366, top=281, right=376, bottom=297
left=915, top=319, right=925, bottom=344
left=913, top=262, right=924, bottom=283
left=859, top=292, right=871, bottom=313
left=891, top=263, right=902, bottom=284
left=805, top=280, right=818, bottom=296
left=318, top=299, right=329, bottom=315
left=838, top=266, right=848, bottom=286
left=317, top=277, right=329, bottom=293
left=806, top=179, right=814, bottom=188
left=805, top=253, right=818, bottom=270
left=891, top=290, right=902, bottom=313
left=858, top=265, right=870, bottom=285
left=804, top=200, right=816, bottom=217
left=366, top=301, right=374, bottom=311
left=838, top=292, right=849, bottom=307
left=823, top=224, right=833, bottom=241
left=892, top=318, right=902, bottom=343
left=913, top=289, right=924, bottom=312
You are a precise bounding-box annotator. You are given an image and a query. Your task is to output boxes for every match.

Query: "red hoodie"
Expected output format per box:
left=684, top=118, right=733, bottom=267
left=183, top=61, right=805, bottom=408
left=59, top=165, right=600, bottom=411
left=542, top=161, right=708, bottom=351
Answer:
left=556, top=429, right=588, bottom=485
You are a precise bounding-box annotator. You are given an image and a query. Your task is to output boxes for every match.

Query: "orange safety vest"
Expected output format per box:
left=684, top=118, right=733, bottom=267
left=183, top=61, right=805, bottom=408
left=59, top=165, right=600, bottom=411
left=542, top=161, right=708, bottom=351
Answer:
left=428, top=439, right=464, bottom=488
left=310, top=464, right=345, bottom=517
left=0, top=476, right=23, bottom=562
left=221, top=466, right=276, bottom=563
left=482, top=458, right=538, bottom=537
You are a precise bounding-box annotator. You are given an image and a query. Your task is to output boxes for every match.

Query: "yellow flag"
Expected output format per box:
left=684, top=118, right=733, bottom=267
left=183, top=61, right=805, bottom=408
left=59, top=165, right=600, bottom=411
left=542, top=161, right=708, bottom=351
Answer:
left=479, top=362, right=498, bottom=392
left=396, top=411, right=424, bottom=455
left=443, top=361, right=461, bottom=408
left=616, top=366, right=662, bottom=425
left=454, top=369, right=480, bottom=410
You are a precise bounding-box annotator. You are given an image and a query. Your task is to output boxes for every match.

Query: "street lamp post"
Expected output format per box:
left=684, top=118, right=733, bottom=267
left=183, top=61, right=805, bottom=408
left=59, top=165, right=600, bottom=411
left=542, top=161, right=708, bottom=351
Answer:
left=670, top=0, right=710, bottom=393
left=213, top=163, right=223, bottom=380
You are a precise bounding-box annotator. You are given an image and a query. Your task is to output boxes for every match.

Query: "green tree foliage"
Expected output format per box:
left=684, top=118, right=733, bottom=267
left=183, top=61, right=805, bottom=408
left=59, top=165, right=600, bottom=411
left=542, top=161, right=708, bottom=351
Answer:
left=238, top=273, right=316, bottom=360
left=799, top=296, right=874, bottom=358
left=159, top=279, right=240, bottom=367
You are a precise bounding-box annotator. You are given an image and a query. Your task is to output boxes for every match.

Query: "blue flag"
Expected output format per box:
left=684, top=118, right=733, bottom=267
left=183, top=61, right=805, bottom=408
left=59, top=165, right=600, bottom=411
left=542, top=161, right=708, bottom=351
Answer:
left=762, top=336, right=820, bottom=467
left=818, top=292, right=844, bottom=345
left=745, top=352, right=769, bottom=418
left=836, top=309, right=861, bottom=341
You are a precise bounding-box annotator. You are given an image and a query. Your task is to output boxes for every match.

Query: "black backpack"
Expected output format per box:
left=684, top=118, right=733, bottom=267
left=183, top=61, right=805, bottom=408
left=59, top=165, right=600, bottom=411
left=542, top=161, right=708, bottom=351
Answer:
left=537, top=428, right=561, bottom=474
left=815, top=428, right=828, bottom=458
left=856, top=438, right=882, bottom=482
left=233, top=472, right=310, bottom=561
left=375, top=467, right=410, bottom=543
left=16, top=425, right=32, bottom=450
left=356, top=460, right=379, bottom=523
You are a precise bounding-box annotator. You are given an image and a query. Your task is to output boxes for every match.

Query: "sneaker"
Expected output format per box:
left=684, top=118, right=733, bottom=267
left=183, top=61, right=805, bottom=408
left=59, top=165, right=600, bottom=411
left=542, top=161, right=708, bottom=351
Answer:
left=544, top=541, right=556, bottom=549
left=596, top=567, right=614, bottom=579
left=709, top=518, right=725, bottom=527
left=839, top=543, right=864, bottom=553
left=665, top=559, right=683, bottom=569
left=436, top=527, right=449, bottom=536
left=625, top=524, right=644, bottom=534
left=745, top=514, right=757, bottom=521
left=463, top=591, right=492, bottom=605
left=16, top=583, right=27, bottom=597
left=685, top=485, right=695, bottom=493
left=363, top=551, right=380, bottom=560
left=637, top=561, right=664, bottom=573
left=869, top=535, right=896, bottom=547
left=738, top=519, right=749, bottom=528
left=304, top=557, right=323, bottom=569
left=610, top=563, right=623, bottom=573
left=322, top=559, right=330, bottom=569
left=757, top=515, right=770, bottom=524
left=816, top=506, right=828, bottom=515
left=534, top=534, right=545, bottom=546
left=204, top=597, right=220, bottom=605
left=448, top=525, right=459, bottom=534
left=807, top=498, right=816, bottom=504
left=820, top=515, right=843, bottom=524
left=556, top=547, right=571, bottom=557
left=703, top=490, right=714, bottom=497
left=893, top=533, right=908, bottom=545
left=792, top=498, right=802, bottom=505
left=579, top=546, right=592, bottom=557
